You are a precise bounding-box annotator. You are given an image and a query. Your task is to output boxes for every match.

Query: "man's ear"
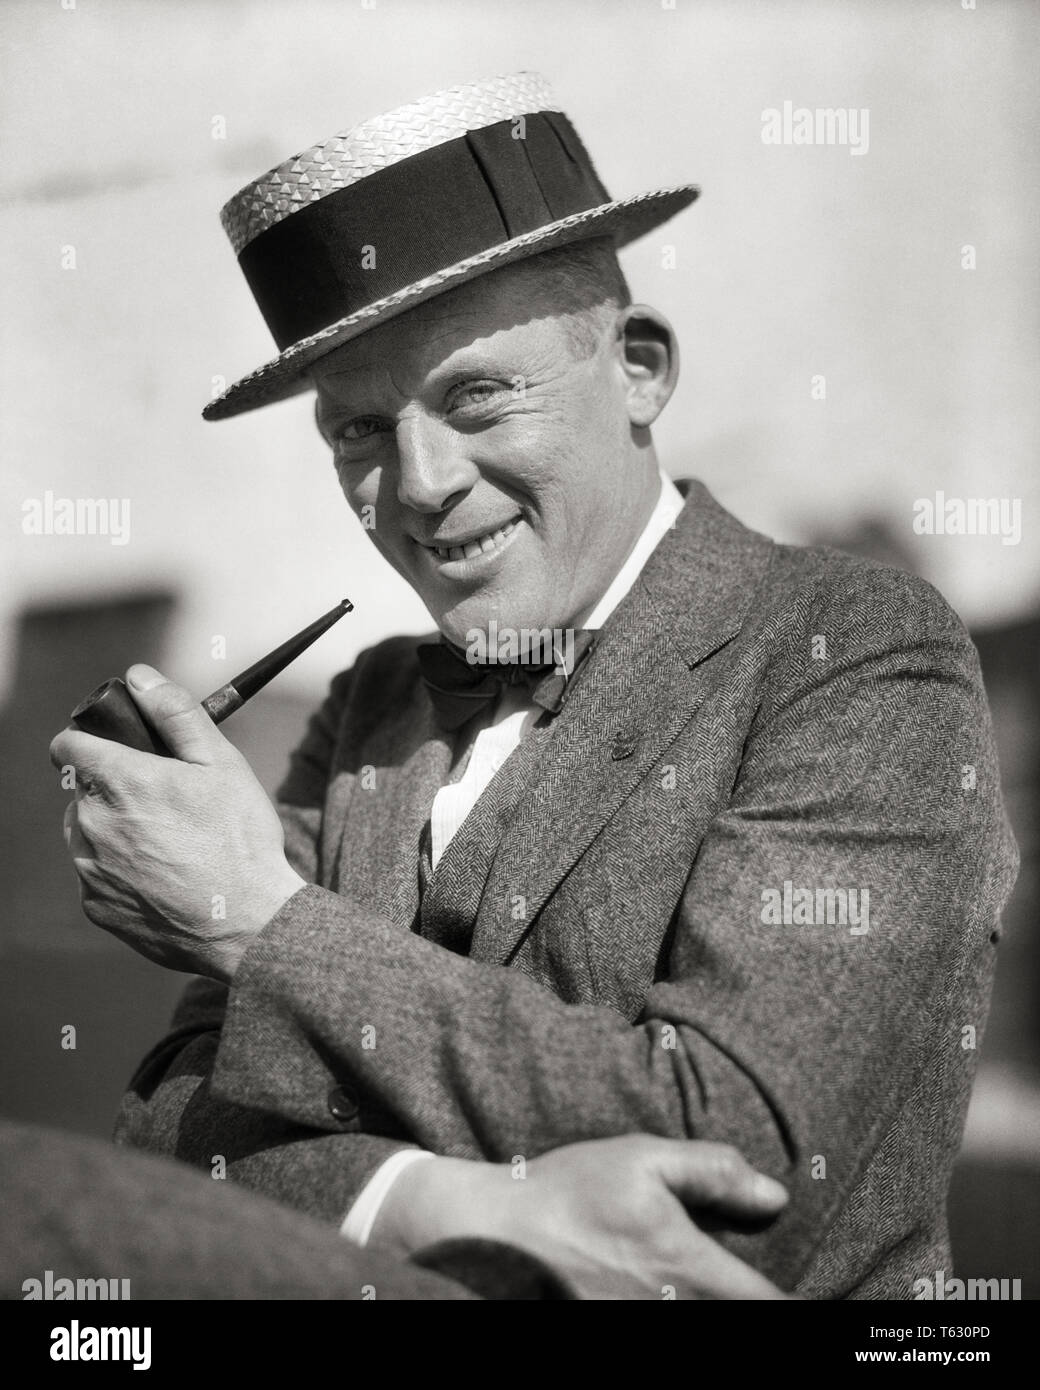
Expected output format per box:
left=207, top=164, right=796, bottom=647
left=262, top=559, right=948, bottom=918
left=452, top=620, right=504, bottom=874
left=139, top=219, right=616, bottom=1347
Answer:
left=614, top=304, right=679, bottom=429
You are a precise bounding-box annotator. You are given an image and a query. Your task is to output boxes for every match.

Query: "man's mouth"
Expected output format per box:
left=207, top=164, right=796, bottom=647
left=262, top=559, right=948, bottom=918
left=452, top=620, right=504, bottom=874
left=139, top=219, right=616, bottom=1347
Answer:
left=423, top=517, right=521, bottom=563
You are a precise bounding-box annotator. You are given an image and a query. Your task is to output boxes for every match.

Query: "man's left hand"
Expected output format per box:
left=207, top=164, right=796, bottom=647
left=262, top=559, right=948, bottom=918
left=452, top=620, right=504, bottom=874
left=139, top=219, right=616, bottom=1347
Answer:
left=375, top=1135, right=794, bottom=1299
left=49, top=664, right=306, bottom=983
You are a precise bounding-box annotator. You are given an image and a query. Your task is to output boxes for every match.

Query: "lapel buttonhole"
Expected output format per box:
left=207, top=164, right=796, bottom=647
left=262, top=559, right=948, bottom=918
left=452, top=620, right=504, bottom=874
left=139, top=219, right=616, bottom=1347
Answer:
left=610, top=730, right=640, bottom=760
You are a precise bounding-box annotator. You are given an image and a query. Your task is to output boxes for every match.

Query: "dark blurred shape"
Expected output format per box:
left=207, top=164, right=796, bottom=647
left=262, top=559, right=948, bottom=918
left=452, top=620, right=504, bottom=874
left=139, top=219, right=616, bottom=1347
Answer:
left=972, top=615, right=1040, bottom=1067
left=949, top=1160, right=1039, bottom=1300
left=0, top=593, right=185, bottom=1132
left=1, top=592, right=176, bottom=950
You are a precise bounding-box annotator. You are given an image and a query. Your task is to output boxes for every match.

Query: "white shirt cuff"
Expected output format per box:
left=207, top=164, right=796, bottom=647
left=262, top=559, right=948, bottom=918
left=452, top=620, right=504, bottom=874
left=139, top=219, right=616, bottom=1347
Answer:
left=339, top=1149, right=436, bottom=1247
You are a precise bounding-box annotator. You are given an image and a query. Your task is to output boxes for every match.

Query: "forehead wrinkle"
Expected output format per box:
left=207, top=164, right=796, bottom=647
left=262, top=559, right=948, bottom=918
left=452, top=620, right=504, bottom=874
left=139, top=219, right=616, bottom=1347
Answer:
left=315, top=354, right=434, bottom=414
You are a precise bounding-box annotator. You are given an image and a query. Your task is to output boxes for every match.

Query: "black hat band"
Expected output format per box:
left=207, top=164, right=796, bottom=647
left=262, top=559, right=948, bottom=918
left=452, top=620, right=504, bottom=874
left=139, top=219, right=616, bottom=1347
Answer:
left=237, top=111, right=611, bottom=351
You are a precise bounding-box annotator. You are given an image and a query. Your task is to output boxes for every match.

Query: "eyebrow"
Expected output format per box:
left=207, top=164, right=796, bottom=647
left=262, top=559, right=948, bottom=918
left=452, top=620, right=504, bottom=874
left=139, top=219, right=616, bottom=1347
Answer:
left=314, top=349, right=522, bottom=429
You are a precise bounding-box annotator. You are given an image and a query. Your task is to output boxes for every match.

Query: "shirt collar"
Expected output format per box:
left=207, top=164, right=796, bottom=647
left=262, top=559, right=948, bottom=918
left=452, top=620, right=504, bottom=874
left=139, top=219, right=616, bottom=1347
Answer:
left=580, top=465, right=685, bottom=631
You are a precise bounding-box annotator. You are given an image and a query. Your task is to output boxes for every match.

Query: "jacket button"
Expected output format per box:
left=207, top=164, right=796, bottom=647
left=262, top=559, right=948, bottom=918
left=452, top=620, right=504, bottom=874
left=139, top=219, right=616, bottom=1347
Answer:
left=327, top=1085, right=359, bottom=1122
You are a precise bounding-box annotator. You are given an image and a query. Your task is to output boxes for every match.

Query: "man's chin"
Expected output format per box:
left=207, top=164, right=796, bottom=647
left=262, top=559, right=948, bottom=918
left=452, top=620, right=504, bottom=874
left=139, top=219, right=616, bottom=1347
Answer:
left=433, top=600, right=577, bottom=652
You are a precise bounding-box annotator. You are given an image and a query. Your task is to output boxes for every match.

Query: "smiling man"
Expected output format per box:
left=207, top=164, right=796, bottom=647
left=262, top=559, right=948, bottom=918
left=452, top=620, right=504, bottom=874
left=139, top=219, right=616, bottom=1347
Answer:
left=312, top=240, right=665, bottom=656
left=52, top=72, right=1017, bottom=1299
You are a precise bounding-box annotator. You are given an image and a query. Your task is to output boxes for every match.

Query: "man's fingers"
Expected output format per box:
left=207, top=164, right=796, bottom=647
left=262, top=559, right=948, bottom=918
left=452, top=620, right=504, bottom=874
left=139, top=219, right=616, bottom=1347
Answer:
left=50, top=727, right=94, bottom=775
left=50, top=727, right=140, bottom=790
left=124, top=665, right=227, bottom=764
left=677, top=1238, right=793, bottom=1301
left=652, top=1140, right=789, bottom=1216
left=48, top=676, right=229, bottom=797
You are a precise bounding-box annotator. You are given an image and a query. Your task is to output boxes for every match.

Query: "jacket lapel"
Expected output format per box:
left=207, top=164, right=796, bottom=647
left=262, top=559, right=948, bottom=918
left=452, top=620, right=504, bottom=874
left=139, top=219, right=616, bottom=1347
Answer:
left=469, top=480, right=775, bottom=966
left=328, top=681, right=453, bottom=933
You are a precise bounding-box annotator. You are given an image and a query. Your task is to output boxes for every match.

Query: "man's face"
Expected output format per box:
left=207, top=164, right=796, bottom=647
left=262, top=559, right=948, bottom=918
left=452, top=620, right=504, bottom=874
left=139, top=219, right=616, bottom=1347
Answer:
left=312, top=262, right=653, bottom=647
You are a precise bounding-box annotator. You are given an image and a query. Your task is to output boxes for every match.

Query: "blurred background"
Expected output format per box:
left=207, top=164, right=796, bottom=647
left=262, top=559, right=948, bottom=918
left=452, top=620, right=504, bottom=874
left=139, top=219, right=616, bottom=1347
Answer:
left=1, top=0, right=1037, bottom=1294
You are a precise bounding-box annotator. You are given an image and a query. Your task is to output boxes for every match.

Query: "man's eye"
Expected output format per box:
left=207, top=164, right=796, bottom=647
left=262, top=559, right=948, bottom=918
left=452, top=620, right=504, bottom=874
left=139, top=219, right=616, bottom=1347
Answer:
left=448, top=380, right=508, bottom=412
left=336, top=416, right=389, bottom=442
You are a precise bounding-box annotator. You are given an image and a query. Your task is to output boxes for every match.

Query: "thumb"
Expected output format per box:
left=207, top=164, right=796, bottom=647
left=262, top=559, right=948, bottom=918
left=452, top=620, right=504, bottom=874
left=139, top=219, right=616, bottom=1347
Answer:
left=125, top=665, right=228, bottom=764
left=654, top=1141, right=789, bottom=1218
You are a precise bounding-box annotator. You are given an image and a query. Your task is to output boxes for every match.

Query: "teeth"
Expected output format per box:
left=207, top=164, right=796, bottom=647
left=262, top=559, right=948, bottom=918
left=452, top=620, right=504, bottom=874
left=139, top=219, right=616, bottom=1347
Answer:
left=430, top=519, right=518, bottom=561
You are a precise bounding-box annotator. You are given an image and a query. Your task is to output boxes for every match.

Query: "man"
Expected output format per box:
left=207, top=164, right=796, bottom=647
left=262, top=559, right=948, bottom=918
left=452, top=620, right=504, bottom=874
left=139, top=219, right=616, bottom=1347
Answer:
left=52, top=72, right=1017, bottom=1299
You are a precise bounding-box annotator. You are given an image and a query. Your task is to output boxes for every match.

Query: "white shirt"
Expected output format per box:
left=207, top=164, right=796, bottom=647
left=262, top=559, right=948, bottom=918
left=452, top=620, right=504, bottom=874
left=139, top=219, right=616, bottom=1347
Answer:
left=341, top=466, right=686, bottom=1245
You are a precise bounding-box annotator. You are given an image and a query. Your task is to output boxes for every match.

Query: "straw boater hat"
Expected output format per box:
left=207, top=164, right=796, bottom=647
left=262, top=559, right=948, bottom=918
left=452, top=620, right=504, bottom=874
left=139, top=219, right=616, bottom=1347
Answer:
left=204, top=71, right=699, bottom=421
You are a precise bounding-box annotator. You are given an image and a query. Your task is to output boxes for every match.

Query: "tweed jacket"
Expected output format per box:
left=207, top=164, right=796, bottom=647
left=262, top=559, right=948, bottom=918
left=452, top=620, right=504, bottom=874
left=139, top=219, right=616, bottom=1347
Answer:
left=116, top=479, right=1018, bottom=1299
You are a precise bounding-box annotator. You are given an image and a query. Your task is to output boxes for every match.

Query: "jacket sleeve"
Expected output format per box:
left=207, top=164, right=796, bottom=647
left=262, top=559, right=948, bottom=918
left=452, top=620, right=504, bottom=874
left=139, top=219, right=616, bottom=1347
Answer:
left=206, top=567, right=1019, bottom=1282
left=114, top=658, right=420, bottom=1221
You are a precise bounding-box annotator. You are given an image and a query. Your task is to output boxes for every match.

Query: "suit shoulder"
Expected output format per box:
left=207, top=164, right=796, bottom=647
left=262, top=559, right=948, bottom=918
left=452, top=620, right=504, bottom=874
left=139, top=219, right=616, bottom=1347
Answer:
left=764, top=542, right=972, bottom=650
left=319, top=630, right=437, bottom=718
left=346, top=631, right=435, bottom=682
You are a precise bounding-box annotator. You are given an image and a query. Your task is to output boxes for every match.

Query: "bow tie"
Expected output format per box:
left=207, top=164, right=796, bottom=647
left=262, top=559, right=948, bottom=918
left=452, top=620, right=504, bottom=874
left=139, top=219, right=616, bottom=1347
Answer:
left=417, top=630, right=596, bottom=731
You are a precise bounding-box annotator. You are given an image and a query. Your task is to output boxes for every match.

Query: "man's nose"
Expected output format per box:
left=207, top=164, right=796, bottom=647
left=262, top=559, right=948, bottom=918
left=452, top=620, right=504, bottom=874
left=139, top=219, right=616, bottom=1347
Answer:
left=395, top=416, right=478, bottom=513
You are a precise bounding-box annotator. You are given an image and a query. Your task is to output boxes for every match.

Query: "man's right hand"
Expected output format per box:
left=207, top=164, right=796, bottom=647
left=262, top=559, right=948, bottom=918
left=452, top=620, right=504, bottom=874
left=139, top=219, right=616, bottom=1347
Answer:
left=372, top=1135, right=792, bottom=1299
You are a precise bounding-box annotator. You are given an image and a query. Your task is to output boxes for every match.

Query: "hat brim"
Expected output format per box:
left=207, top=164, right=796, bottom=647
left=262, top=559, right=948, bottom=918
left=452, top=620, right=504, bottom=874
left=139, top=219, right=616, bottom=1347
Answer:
left=203, top=184, right=699, bottom=421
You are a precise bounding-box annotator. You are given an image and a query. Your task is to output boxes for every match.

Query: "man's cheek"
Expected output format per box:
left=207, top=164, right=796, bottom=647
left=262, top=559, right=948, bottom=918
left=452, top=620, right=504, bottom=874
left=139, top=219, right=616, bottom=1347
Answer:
left=344, top=486, right=382, bottom=536
left=363, top=522, right=416, bottom=582
left=365, top=527, right=400, bottom=568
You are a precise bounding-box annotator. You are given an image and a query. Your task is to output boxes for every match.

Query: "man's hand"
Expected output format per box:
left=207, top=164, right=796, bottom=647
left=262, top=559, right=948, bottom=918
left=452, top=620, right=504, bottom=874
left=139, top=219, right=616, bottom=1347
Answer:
left=49, top=664, right=305, bottom=982
left=372, top=1136, right=792, bottom=1299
